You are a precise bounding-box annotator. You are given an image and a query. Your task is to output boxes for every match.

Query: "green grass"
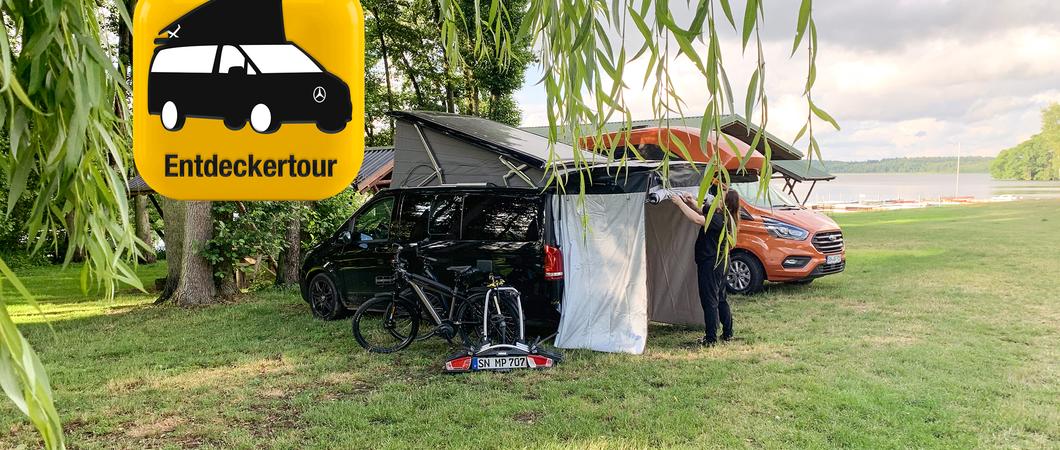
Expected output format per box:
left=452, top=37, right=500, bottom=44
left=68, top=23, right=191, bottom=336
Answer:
left=2, top=201, right=1058, bottom=449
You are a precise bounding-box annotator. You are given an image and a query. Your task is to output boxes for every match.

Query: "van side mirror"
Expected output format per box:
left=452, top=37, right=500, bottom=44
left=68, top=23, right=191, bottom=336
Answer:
left=338, top=230, right=352, bottom=242
left=227, top=66, right=247, bottom=76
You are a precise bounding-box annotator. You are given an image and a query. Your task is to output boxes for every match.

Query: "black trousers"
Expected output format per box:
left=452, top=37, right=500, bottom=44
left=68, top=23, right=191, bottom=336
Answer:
left=696, top=258, right=732, bottom=342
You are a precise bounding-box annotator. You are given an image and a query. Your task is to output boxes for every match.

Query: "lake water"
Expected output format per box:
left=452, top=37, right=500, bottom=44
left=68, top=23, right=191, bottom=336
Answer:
left=797, top=173, right=1060, bottom=205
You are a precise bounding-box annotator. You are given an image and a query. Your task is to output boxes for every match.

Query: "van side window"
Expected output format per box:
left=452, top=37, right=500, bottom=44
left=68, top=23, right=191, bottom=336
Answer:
left=462, top=195, right=539, bottom=242
left=150, top=45, right=217, bottom=73
left=352, top=197, right=394, bottom=241
left=394, top=194, right=431, bottom=242
left=218, top=45, right=248, bottom=74
left=429, top=195, right=462, bottom=239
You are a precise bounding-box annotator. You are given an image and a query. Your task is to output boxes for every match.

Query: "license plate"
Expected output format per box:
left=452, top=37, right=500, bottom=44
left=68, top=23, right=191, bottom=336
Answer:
left=826, top=255, right=843, bottom=265
left=474, top=356, right=528, bottom=371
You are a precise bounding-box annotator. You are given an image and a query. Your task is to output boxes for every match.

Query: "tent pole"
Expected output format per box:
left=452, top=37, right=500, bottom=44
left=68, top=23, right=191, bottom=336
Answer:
left=499, top=157, right=535, bottom=187
left=414, top=123, right=446, bottom=185
left=802, top=180, right=818, bottom=206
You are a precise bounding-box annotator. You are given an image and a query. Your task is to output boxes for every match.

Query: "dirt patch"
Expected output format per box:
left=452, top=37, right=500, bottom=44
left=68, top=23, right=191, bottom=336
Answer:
left=151, top=357, right=296, bottom=391
left=513, top=411, right=541, bottom=424
left=863, top=333, right=919, bottom=346
left=125, top=416, right=185, bottom=438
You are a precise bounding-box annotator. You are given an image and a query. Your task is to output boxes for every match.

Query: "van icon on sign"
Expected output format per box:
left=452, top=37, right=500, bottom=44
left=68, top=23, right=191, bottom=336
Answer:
left=146, top=0, right=352, bottom=134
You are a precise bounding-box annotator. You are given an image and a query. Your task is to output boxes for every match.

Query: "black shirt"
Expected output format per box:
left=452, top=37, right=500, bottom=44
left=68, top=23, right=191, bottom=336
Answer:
left=694, top=205, right=728, bottom=263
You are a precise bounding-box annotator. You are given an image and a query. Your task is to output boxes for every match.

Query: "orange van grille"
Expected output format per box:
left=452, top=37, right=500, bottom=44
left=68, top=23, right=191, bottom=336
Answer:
left=812, top=231, right=844, bottom=254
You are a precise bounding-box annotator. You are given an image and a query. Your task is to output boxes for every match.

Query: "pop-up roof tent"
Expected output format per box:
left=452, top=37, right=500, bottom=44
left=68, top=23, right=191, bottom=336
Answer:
left=391, top=111, right=763, bottom=353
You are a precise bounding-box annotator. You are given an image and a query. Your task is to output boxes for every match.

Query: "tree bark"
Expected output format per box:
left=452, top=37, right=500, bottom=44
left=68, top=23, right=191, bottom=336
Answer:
left=135, top=194, right=157, bottom=264
left=157, top=197, right=185, bottom=302
left=367, top=5, right=396, bottom=128
left=277, top=205, right=302, bottom=285
left=64, top=211, right=86, bottom=263
left=170, top=201, right=217, bottom=306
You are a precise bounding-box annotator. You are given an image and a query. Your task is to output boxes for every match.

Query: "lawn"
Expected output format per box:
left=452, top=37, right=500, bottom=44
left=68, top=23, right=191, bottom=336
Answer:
left=2, top=201, right=1058, bottom=449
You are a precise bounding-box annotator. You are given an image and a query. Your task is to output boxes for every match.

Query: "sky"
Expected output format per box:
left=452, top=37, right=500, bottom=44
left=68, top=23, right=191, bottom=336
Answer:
left=514, top=0, right=1060, bottom=161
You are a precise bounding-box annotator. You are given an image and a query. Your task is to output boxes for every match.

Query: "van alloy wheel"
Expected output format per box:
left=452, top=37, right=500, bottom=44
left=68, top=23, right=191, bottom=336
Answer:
left=308, top=273, right=346, bottom=320
left=728, top=260, right=752, bottom=291
left=727, top=252, right=765, bottom=294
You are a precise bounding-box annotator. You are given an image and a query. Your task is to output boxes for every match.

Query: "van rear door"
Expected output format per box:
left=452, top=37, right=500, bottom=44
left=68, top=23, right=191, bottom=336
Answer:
left=454, top=193, right=551, bottom=321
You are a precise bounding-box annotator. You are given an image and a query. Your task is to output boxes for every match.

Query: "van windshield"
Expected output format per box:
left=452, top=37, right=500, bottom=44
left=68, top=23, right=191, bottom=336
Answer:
left=240, top=44, right=322, bottom=74
left=731, top=182, right=800, bottom=209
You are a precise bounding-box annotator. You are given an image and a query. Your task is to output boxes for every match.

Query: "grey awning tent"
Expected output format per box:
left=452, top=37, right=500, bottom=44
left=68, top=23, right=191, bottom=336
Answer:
left=772, top=159, right=836, bottom=181
left=390, top=112, right=756, bottom=354
left=521, top=114, right=806, bottom=161
left=771, top=159, right=835, bottom=205
left=522, top=115, right=836, bottom=205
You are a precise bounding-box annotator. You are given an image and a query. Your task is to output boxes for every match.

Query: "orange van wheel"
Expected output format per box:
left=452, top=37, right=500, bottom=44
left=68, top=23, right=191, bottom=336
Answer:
left=727, top=252, right=764, bottom=295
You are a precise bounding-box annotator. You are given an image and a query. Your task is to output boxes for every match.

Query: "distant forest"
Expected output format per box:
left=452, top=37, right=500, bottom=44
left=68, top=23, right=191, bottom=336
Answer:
left=989, top=104, right=1059, bottom=181
left=820, top=156, right=994, bottom=174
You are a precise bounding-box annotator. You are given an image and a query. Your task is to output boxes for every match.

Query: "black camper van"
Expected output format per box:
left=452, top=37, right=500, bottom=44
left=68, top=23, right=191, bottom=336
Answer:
left=299, top=185, right=565, bottom=328
left=146, top=0, right=352, bottom=134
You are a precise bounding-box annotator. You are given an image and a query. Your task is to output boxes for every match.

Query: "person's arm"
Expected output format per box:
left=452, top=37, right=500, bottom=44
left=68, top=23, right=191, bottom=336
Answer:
left=671, top=194, right=705, bottom=226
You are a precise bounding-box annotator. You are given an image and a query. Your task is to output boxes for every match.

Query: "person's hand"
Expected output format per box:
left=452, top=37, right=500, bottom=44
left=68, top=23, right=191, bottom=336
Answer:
left=669, top=194, right=683, bottom=205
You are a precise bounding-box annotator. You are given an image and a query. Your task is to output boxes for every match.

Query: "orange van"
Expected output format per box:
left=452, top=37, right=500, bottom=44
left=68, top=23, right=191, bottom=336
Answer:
left=585, top=126, right=846, bottom=294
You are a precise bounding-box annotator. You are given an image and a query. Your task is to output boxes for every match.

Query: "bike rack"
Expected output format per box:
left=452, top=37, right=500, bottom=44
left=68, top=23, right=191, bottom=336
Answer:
left=481, top=286, right=525, bottom=344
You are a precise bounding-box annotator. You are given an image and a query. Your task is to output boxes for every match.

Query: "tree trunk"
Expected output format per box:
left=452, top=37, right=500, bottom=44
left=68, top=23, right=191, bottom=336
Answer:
left=64, top=211, right=86, bottom=263
left=397, top=52, right=426, bottom=107
left=443, top=56, right=456, bottom=113
left=157, top=197, right=185, bottom=302
left=170, top=201, right=217, bottom=306
left=368, top=5, right=396, bottom=128
left=135, top=194, right=157, bottom=264
left=277, top=206, right=301, bottom=285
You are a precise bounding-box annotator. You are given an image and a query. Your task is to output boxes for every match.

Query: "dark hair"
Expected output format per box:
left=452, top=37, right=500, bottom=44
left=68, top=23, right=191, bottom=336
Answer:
left=724, top=189, right=740, bottom=224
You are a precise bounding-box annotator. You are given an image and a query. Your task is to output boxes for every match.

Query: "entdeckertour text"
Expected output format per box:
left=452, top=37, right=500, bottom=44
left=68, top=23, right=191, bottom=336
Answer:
left=164, top=153, right=339, bottom=178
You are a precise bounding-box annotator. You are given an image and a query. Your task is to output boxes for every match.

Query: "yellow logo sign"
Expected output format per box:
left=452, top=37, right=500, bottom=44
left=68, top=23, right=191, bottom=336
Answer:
left=133, top=0, right=365, bottom=200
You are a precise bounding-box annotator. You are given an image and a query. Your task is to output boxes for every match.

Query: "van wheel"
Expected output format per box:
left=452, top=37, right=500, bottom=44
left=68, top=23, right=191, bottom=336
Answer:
left=727, top=253, right=764, bottom=295
left=250, top=103, right=280, bottom=134
left=316, top=120, right=346, bottom=134
left=161, top=101, right=185, bottom=131
left=308, top=273, right=347, bottom=320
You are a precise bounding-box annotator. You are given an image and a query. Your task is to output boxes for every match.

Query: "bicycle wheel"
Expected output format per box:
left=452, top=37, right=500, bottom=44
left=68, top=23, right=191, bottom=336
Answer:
left=457, top=293, right=521, bottom=347
left=352, top=296, right=419, bottom=353
left=382, top=290, right=440, bottom=341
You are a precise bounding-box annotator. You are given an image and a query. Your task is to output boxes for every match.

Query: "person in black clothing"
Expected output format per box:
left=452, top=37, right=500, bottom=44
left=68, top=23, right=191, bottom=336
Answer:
left=671, top=187, right=740, bottom=346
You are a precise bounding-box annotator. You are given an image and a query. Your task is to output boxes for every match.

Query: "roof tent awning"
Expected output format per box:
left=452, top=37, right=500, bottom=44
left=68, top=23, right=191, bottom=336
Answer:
left=156, top=0, right=286, bottom=45
left=521, top=114, right=805, bottom=161
left=771, top=159, right=836, bottom=182
left=391, top=111, right=597, bottom=170
left=551, top=160, right=758, bottom=195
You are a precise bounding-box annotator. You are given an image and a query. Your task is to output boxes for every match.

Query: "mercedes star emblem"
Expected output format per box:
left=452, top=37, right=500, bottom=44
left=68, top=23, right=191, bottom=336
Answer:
left=313, top=86, right=327, bottom=103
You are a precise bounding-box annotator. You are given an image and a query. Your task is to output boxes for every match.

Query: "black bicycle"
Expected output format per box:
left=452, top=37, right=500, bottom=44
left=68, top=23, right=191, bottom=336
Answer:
left=351, top=244, right=521, bottom=353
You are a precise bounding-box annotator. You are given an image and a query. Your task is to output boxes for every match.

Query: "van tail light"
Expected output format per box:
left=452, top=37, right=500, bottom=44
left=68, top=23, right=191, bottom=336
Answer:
left=544, top=245, right=564, bottom=280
